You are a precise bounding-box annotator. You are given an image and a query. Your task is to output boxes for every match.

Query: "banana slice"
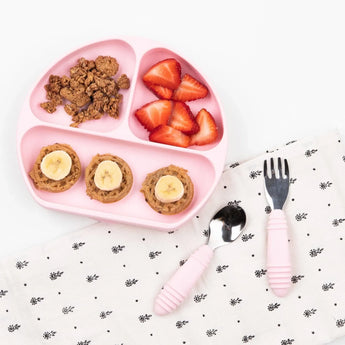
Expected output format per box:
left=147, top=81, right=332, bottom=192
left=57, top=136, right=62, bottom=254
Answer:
left=40, top=150, right=72, bottom=181
left=155, top=175, right=184, bottom=203
left=94, top=160, right=123, bottom=191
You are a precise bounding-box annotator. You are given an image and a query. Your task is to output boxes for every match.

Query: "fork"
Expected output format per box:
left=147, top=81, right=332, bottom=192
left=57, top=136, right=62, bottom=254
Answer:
left=263, top=157, right=292, bottom=297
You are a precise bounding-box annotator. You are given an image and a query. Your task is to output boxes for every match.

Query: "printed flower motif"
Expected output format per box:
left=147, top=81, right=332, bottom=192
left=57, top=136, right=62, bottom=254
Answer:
left=43, top=331, right=56, bottom=339
left=216, top=265, right=229, bottom=273
left=289, top=178, right=297, bottom=184
left=229, top=162, right=240, bottom=168
left=202, top=229, right=209, bottom=237
left=72, top=242, right=85, bottom=250
left=265, top=206, right=272, bottom=214
left=149, top=251, right=162, bottom=259
left=111, top=245, right=125, bottom=254
left=281, top=339, right=295, bottom=345
left=332, top=218, right=345, bottom=227
left=254, top=269, right=267, bottom=278
left=249, top=171, right=262, bottom=179
left=291, top=275, right=304, bottom=284
left=86, top=274, right=99, bottom=283
left=319, top=181, right=332, bottom=190
left=176, top=320, right=189, bottom=328
left=303, top=308, right=317, bottom=317
left=322, top=282, right=335, bottom=291
left=336, top=319, right=345, bottom=328
left=206, top=329, right=217, bottom=337
left=0, top=289, right=8, bottom=298
left=16, top=260, right=29, bottom=269
left=267, top=303, right=280, bottom=311
left=62, top=306, right=75, bottom=314
left=100, top=311, right=112, bottom=319
left=194, top=294, right=207, bottom=303
left=179, top=259, right=186, bottom=266
left=125, top=279, right=138, bottom=287
left=242, top=233, right=255, bottom=242
left=49, top=271, right=64, bottom=280
left=305, top=149, right=318, bottom=157
left=77, top=341, right=91, bottom=345
left=8, top=324, right=21, bottom=332
left=229, top=298, right=242, bottom=306
left=242, top=335, right=255, bottom=343
left=138, top=314, right=152, bottom=323
left=309, top=248, right=324, bottom=257
left=228, top=200, right=242, bottom=207
left=30, top=297, right=44, bottom=305
left=295, top=213, right=307, bottom=221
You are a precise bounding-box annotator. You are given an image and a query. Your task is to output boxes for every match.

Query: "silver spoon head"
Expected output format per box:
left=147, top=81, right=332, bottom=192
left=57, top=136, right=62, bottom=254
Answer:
left=207, top=204, right=247, bottom=250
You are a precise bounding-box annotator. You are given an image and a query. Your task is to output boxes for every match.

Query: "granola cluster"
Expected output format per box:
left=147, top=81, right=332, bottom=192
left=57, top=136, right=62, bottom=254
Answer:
left=40, top=56, right=130, bottom=127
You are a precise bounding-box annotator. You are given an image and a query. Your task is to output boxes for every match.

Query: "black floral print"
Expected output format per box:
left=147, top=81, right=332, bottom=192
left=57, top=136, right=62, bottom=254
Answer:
left=43, top=331, right=56, bottom=339
left=249, top=170, right=262, bottom=179
left=267, top=303, right=280, bottom=311
left=242, top=335, right=255, bottom=343
left=8, top=324, right=21, bottom=332
left=332, top=218, right=345, bottom=227
left=228, top=200, right=241, bottom=207
left=265, top=205, right=272, bottom=214
left=305, top=149, right=318, bottom=157
left=149, top=251, right=162, bottom=259
left=0, top=289, right=8, bottom=298
left=86, top=274, right=99, bottom=283
left=125, top=278, right=138, bottom=287
left=62, top=306, right=75, bottom=314
left=138, top=314, right=152, bottom=323
left=291, top=275, right=305, bottom=284
left=49, top=271, right=64, bottom=280
left=319, top=181, right=332, bottom=190
left=176, top=320, right=189, bottom=329
left=16, top=260, right=29, bottom=269
left=281, top=339, right=295, bottom=345
left=100, top=311, right=112, bottom=319
left=289, top=178, right=297, bottom=184
left=295, top=213, right=308, bottom=221
left=111, top=245, right=125, bottom=254
left=77, top=341, right=91, bottom=345
left=254, top=269, right=267, bottom=278
left=242, top=233, right=255, bottom=242
left=206, top=329, right=217, bottom=337
left=72, top=242, right=85, bottom=250
left=194, top=294, right=207, bottom=303
left=322, top=282, right=335, bottom=291
left=179, top=259, right=186, bottom=266
left=303, top=308, right=317, bottom=317
left=336, top=319, right=345, bottom=328
left=309, top=248, right=324, bottom=257
left=229, top=162, right=240, bottom=168
left=230, top=298, right=242, bottom=306
left=30, top=296, right=44, bottom=305
left=216, top=265, right=229, bottom=273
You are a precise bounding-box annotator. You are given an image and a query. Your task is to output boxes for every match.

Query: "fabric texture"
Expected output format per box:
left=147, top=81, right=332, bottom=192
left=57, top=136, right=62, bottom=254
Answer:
left=1, top=130, right=345, bottom=345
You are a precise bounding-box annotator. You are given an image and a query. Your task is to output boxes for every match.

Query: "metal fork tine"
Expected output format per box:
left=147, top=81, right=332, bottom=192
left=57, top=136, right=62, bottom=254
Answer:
left=284, top=159, right=289, bottom=179
left=277, top=157, right=282, bottom=178
left=263, top=160, right=268, bottom=177
left=270, top=157, right=275, bottom=177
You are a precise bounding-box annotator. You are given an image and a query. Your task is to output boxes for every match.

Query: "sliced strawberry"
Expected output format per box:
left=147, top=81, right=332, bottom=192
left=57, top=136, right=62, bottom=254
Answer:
left=143, top=58, right=181, bottom=89
left=149, top=125, right=191, bottom=148
left=135, top=100, right=173, bottom=131
left=172, top=74, right=208, bottom=102
left=144, top=82, right=173, bottom=99
left=168, top=101, right=199, bottom=135
left=190, top=109, right=218, bottom=145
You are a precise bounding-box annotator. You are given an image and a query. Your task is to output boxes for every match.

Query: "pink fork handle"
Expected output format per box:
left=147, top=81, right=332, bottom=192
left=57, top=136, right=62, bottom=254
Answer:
left=154, top=244, right=213, bottom=315
left=266, top=209, right=292, bottom=297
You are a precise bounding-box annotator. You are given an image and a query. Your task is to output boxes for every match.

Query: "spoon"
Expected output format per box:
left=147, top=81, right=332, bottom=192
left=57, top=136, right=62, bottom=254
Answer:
left=154, top=204, right=247, bottom=315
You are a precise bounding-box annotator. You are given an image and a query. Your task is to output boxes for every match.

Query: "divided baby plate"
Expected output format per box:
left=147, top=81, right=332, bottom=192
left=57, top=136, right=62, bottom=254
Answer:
left=17, top=37, right=227, bottom=231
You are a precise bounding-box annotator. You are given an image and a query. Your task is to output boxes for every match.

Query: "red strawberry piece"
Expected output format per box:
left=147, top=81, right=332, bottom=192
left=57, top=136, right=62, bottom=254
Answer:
left=168, top=101, right=199, bottom=135
left=190, top=109, right=218, bottom=145
left=135, top=100, right=173, bottom=132
left=172, top=74, right=208, bottom=102
left=144, top=82, right=173, bottom=99
left=149, top=125, right=191, bottom=148
left=143, top=58, right=181, bottom=89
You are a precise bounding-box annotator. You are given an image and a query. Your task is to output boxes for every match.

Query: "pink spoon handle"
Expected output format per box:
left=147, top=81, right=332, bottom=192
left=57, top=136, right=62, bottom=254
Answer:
left=154, top=244, right=213, bottom=315
left=266, top=209, right=292, bottom=297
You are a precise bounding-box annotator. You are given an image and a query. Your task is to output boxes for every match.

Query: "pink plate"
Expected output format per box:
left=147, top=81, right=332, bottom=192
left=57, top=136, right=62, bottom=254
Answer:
left=17, top=37, right=228, bottom=231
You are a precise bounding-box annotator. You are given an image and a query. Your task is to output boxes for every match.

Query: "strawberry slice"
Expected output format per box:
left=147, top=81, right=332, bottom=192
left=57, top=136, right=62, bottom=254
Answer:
left=143, top=58, right=181, bottom=89
left=149, top=125, right=191, bottom=148
left=144, top=82, right=173, bottom=99
left=135, top=100, right=173, bottom=132
left=168, top=101, right=199, bottom=135
left=172, top=74, right=208, bottom=102
left=190, top=109, right=218, bottom=145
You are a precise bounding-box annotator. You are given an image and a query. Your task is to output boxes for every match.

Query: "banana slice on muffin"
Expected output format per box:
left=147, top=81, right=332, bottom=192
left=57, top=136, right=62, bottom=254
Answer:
left=141, top=165, right=194, bottom=215
left=29, top=143, right=81, bottom=192
left=85, top=154, right=133, bottom=203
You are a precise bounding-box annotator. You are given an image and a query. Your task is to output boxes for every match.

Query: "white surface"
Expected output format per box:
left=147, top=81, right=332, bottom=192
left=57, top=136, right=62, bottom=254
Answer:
left=0, top=1, right=344, bottom=344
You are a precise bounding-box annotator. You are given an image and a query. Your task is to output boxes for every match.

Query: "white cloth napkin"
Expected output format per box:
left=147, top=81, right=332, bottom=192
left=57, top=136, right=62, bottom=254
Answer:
left=1, top=130, right=345, bottom=345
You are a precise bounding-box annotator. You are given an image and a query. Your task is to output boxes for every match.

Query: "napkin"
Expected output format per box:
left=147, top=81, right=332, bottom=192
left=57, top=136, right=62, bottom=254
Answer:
left=1, top=130, right=345, bottom=345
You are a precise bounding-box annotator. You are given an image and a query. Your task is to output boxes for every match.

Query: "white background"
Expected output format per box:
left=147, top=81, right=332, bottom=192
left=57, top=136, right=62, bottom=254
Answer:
left=1, top=1, right=345, bottom=344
